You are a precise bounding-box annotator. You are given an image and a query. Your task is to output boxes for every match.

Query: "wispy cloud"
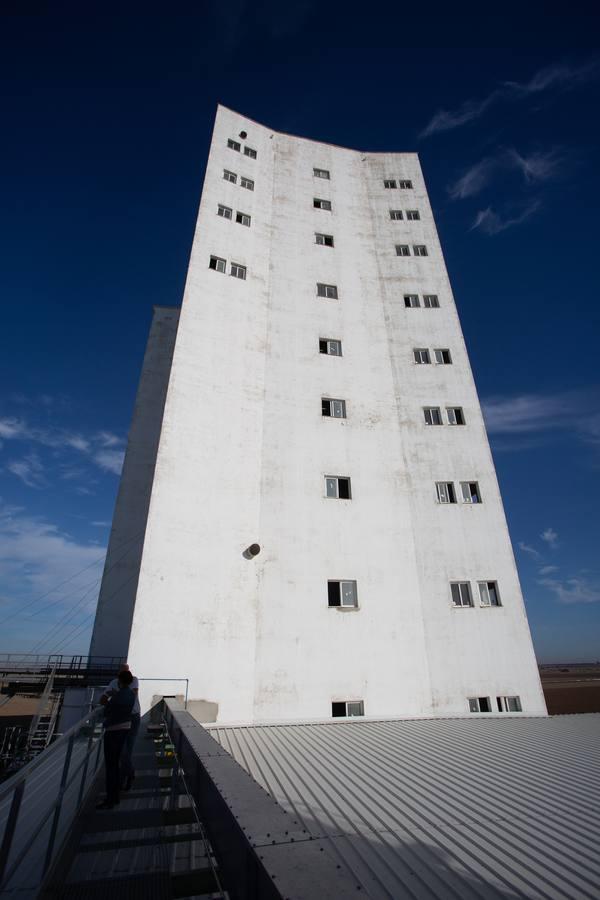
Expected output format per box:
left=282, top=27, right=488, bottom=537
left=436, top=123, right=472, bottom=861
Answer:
left=539, top=565, right=559, bottom=575
left=518, top=541, right=542, bottom=560
left=449, top=147, right=563, bottom=202
left=541, top=527, right=559, bottom=548
left=6, top=452, right=45, bottom=488
left=471, top=200, right=541, bottom=235
left=421, top=60, right=599, bottom=138
left=507, top=148, right=563, bottom=183
left=538, top=575, right=600, bottom=605
left=93, top=449, right=125, bottom=475
left=448, top=158, right=497, bottom=200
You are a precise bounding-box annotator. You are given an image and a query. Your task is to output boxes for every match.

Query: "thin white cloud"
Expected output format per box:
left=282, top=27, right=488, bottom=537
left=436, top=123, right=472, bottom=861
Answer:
left=471, top=200, right=540, bottom=235
left=507, top=148, right=563, bottom=183
left=91, top=521, right=111, bottom=527
left=538, top=575, right=600, bottom=605
left=448, top=158, right=497, bottom=200
left=541, top=527, right=559, bottom=548
left=518, top=541, right=542, bottom=560
left=6, top=453, right=45, bottom=488
left=421, top=59, right=599, bottom=137
left=539, top=565, right=559, bottom=575
left=94, top=449, right=125, bottom=476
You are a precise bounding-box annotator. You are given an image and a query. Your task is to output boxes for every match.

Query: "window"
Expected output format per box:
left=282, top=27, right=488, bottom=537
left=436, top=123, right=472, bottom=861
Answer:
left=423, top=294, right=440, bottom=308
left=243, top=146, right=257, bottom=159
left=460, top=482, right=481, bottom=504
left=314, top=167, right=330, bottom=179
left=384, top=179, right=397, bottom=189
left=236, top=211, right=251, bottom=227
left=436, top=482, right=456, bottom=504
left=424, top=407, right=442, bottom=426
left=413, top=245, right=428, bottom=257
left=328, top=580, right=358, bottom=608
left=434, top=348, right=452, bottom=364
left=316, top=233, right=334, bottom=247
left=404, top=294, right=420, bottom=308
left=413, top=348, right=430, bottom=364
left=468, top=697, right=491, bottom=713
left=399, top=179, right=413, bottom=189
left=319, top=338, right=342, bottom=356
left=317, top=282, right=338, bottom=299
left=325, top=476, right=351, bottom=499
left=314, top=198, right=332, bottom=210
left=217, top=204, right=232, bottom=220
left=332, top=700, right=364, bottom=717
left=230, top=262, right=246, bottom=280
left=451, top=582, right=473, bottom=607
left=406, top=210, right=420, bottom=220
left=446, top=407, right=465, bottom=425
left=223, top=169, right=237, bottom=184
left=322, top=398, right=346, bottom=418
left=389, top=209, right=403, bottom=220
left=240, top=176, right=254, bottom=191
left=479, top=581, right=501, bottom=607
left=497, top=696, right=522, bottom=712
left=209, top=255, right=226, bottom=273
left=396, top=244, right=410, bottom=256
left=227, top=139, right=241, bottom=152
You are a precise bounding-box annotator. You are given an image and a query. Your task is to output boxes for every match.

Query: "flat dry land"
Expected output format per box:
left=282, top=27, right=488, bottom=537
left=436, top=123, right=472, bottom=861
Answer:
left=539, top=663, right=600, bottom=714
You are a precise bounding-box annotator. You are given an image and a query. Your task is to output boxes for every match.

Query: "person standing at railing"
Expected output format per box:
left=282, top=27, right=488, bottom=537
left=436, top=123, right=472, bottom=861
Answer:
left=96, top=670, right=135, bottom=810
left=100, top=663, right=140, bottom=791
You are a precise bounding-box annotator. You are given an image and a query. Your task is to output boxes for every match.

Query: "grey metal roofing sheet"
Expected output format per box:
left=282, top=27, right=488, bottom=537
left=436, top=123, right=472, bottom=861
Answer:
left=209, top=715, right=600, bottom=899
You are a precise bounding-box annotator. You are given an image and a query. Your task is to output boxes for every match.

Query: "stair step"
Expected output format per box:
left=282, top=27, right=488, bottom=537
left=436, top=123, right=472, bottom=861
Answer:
left=58, top=870, right=172, bottom=899
left=86, top=807, right=196, bottom=833
left=80, top=827, right=203, bottom=853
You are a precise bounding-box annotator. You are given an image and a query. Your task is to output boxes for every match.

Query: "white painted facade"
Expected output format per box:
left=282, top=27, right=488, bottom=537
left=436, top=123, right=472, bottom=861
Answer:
left=90, top=105, right=547, bottom=722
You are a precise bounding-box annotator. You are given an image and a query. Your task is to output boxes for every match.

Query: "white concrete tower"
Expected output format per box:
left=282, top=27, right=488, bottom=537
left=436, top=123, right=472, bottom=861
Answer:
left=90, top=105, right=547, bottom=722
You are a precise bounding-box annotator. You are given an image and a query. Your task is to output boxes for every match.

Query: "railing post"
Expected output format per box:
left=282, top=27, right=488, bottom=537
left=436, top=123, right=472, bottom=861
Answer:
left=0, top=781, right=25, bottom=887
left=76, top=728, right=95, bottom=808
left=42, top=733, right=74, bottom=876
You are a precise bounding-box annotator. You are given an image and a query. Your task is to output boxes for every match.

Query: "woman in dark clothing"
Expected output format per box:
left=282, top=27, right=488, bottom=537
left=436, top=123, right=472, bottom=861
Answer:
left=96, top=670, right=135, bottom=810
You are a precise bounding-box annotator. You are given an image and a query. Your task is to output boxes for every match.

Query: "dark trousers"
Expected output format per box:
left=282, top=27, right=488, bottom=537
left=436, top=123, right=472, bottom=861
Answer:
left=121, top=713, right=140, bottom=779
left=103, top=729, right=129, bottom=804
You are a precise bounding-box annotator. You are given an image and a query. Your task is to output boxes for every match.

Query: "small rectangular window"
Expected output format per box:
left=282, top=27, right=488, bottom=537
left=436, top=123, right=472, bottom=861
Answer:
left=332, top=700, right=364, bottom=717
left=314, top=167, right=330, bottom=179
left=227, top=139, right=241, bottom=152
left=497, top=696, right=522, bottom=712
left=240, top=176, right=254, bottom=190
left=328, top=580, right=358, bottom=608
left=468, top=697, right=491, bottom=713
left=316, top=282, right=338, bottom=299
left=244, top=146, right=257, bottom=159
left=452, top=582, right=473, bottom=607
left=413, top=348, right=430, bottom=364
left=446, top=407, right=465, bottom=425
left=236, top=211, right=251, bottom=227
left=436, top=481, right=456, bottom=504
left=399, top=179, right=413, bottom=189
left=230, top=262, right=246, bottom=280
left=434, top=348, right=452, bottom=364
left=325, top=476, right=352, bottom=499
left=315, top=233, right=334, bottom=247
left=384, top=179, right=397, bottom=189
left=319, top=338, right=342, bottom=356
left=423, top=294, right=439, bottom=308
left=314, top=198, right=332, bottom=210
left=389, top=209, right=403, bottom=220
left=396, top=244, right=410, bottom=256
left=460, top=481, right=481, bottom=504
left=209, top=255, right=226, bottom=273
left=479, top=581, right=501, bottom=607
left=406, top=210, right=420, bottom=220
left=223, top=169, right=237, bottom=184
left=413, top=244, right=428, bottom=257
left=404, top=294, right=420, bottom=308
left=322, top=398, right=346, bottom=418
left=424, top=407, right=442, bottom=426
left=217, top=204, right=232, bottom=219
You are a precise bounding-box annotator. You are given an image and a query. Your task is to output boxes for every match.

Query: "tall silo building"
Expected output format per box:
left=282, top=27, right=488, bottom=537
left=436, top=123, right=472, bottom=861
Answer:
left=90, top=105, right=547, bottom=722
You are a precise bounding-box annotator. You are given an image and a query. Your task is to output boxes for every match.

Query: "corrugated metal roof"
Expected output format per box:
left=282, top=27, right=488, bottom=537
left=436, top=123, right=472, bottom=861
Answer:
left=210, top=715, right=600, bottom=899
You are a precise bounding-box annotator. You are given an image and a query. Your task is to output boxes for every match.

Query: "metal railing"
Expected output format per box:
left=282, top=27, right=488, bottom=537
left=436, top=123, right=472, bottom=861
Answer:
left=0, top=705, right=104, bottom=897
left=0, top=653, right=125, bottom=673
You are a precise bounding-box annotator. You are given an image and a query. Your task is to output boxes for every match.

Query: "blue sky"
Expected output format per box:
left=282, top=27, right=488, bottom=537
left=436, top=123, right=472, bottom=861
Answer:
left=1, top=6, right=599, bottom=662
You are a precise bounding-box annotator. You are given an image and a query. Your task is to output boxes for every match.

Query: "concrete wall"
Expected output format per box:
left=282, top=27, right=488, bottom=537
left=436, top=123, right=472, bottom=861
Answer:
left=91, top=106, right=546, bottom=721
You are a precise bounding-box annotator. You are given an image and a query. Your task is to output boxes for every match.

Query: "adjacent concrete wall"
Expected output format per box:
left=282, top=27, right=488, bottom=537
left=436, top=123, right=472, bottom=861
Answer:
left=91, top=106, right=546, bottom=721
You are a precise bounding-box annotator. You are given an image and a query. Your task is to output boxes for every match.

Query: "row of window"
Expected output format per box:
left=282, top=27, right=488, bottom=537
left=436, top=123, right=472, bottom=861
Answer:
left=425, top=407, right=465, bottom=425
left=415, top=348, right=452, bottom=364
left=209, top=256, right=246, bottom=280
left=227, top=138, right=257, bottom=158
left=437, top=481, right=481, bottom=504
left=223, top=169, right=254, bottom=190
left=405, top=294, right=439, bottom=308
left=331, top=696, right=522, bottom=718
left=452, top=580, right=500, bottom=607
left=384, top=179, right=413, bottom=189
left=217, top=205, right=251, bottom=227
left=396, top=244, right=428, bottom=257
left=390, top=209, right=420, bottom=220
